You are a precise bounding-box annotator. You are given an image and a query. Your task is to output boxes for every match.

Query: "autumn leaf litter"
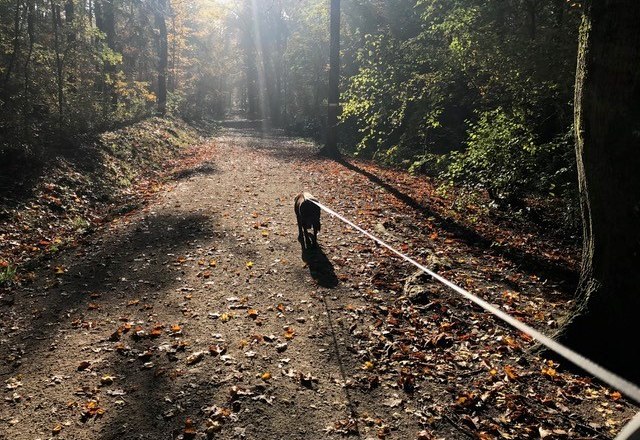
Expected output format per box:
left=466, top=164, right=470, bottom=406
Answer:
left=0, top=126, right=636, bottom=439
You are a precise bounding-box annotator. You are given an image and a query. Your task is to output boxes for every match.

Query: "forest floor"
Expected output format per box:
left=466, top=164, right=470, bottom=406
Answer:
left=0, top=121, right=637, bottom=440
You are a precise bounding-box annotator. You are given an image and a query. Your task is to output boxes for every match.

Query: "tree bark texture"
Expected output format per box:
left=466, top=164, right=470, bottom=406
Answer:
left=559, top=0, right=640, bottom=384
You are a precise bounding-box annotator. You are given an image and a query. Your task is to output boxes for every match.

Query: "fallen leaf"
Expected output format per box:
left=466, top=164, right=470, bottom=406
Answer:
left=184, top=417, right=197, bottom=438
left=186, top=352, right=205, bottom=365
left=284, top=327, right=295, bottom=340
left=54, top=265, right=66, bottom=274
left=209, top=345, right=227, bottom=356
left=100, top=375, right=115, bottom=386
left=362, top=361, right=375, bottom=371
left=77, top=361, right=91, bottom=371
left=383, top=397, right=403, bottom=408
left=504, top=365, right=519, bottom=380
left=150, top=324, right=164, bottom=338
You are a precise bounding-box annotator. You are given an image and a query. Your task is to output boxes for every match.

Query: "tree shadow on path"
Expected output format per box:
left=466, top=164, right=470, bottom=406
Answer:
left=337, top=158, right=578, bottom=293
left=0, top=212, right=215, bottom=377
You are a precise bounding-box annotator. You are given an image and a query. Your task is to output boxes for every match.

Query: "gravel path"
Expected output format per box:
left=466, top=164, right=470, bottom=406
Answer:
left=0, top=128, right=423, bottom=440
left=2, top=126, right=636, bottom=440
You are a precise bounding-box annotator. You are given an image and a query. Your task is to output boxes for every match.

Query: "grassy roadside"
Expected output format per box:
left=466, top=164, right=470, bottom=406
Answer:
left=0, top=117, right=204, bottom=287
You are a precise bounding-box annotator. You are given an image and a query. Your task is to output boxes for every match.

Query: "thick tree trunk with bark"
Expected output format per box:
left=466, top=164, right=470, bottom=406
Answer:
left=558, top=1, right=640, bottom=383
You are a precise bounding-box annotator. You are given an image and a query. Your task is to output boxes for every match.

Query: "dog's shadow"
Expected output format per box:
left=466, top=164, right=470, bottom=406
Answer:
left=301, top=244, right=339, bottom=289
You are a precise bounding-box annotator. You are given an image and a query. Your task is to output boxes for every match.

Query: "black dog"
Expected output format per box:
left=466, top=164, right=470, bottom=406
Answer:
left=294, top=192, right=321, bottom=248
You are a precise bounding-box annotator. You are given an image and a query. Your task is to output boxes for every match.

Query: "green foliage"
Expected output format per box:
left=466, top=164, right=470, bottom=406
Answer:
left=0, top=0, right=232, bottom=153
left=0, top=263, right=17, bottom=286
left=0, top=0, right=582, bottom=221
left=341, top=32, right=445, bottom=161
left=338, top=0, right=580, bottom=216
left=446, top=108, right=578, bottom=218
left=446, top=108, right=536, bottom=201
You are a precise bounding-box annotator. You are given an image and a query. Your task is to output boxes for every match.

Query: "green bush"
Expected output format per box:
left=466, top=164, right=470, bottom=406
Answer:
left=446, top=108, right=536, bottom=202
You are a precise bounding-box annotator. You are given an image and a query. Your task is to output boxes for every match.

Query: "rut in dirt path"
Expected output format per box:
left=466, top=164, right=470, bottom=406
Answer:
left=0, top=128, right=428, bottom=440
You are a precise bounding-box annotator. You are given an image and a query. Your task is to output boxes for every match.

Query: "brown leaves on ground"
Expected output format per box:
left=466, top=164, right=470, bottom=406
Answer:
left=0, top=129, right=634, bottom=440
left=0, top=118, right=203, bottom=288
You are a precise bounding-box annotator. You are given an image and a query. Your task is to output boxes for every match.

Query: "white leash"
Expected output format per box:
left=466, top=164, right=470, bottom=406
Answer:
left=311, top=200, right=640, bottom=439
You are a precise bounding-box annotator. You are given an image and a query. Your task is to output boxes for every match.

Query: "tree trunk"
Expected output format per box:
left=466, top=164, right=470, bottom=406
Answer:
left=95, top=0, right=117, bottom=108
left=155, top=0, right=168, bottom=116
left=51, top=0, right=65, bottom=120
left=558, top=0, right=640, bottom=384
left=245, top=55, right=258, bottom=119
left=169, top=13, right=176, bottom=93
left=324, top=0, right=340, bottom=158
left=2, top=0, right=22, bottom=101
left=23, top=0, right=35, bottom=98
left=65, top=0, right=75, bottom=42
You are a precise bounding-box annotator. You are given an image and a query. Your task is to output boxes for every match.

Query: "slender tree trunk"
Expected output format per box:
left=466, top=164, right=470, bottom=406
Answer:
left=23, top=0, right=35, bottom=98
left=245, top=56, right=258, bottom=119
left=557, top=0, right=640, bottom=383
left=324, top=0, right=340, bottom=158
left=51, top=0, right=65, bottom=120
left=94, top=0, right=102, bottom=33
left=169, top=13, right=176, bottom=93
left=65, top=0, right=75, bottom=42
left=2, top=0, right=22, bottom=101
left=155, top=0, right=168, bottom=116
left=95, top=0, right=117, bottom=108
left=525, top=0, right=537, bottom=41
left=495, top=0, right=507, bottom=43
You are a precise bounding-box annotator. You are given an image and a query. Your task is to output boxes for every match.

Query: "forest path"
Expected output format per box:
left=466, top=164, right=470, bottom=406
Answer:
left=0, top=127, right=430, bottom=439
left=1, top=126, right=635, bottom=440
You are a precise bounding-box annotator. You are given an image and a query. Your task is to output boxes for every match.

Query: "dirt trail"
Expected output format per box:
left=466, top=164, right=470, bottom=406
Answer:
left=0, top=128, right=426, bottom=439
left=1, top=126, right=636, bottom=440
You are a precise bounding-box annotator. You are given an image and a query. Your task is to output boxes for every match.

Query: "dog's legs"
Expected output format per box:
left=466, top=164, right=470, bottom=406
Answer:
left=303, top=228, right=311, bottom=248
left=312, top=225, right=318, bottom=247
left=297, top=215, right=304, bottom=246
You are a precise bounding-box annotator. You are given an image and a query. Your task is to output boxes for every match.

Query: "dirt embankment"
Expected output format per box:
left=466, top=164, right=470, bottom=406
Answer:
left=0, top=117, right=203, bottom=286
